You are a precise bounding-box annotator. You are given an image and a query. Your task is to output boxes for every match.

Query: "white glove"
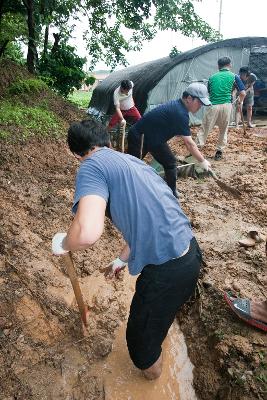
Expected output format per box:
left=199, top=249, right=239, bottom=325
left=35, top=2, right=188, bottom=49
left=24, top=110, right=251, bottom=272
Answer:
left=52, top=232, right=68, bottom=256
left=104, top=257, right=127, bottom=278
left=198, top=159, right=211, bottom=171
left=120, top=118, right=126, bottom=126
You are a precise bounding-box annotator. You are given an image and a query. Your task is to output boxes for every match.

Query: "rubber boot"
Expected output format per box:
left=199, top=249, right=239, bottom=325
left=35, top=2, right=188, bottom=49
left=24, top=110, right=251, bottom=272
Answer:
left=164, top=168, right=179, bottom=198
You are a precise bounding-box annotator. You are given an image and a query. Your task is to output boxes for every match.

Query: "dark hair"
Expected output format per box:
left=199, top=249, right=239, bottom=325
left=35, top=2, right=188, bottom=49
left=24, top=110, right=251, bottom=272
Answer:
left=67, top=119, right=110, bottom=156
left=120, top=80, right=132, bottom=90
left=239, top=66, right=250, bottom=75
left=218, top=57, right=231, bottom=69
left=182, top=91, right=197, bottom=100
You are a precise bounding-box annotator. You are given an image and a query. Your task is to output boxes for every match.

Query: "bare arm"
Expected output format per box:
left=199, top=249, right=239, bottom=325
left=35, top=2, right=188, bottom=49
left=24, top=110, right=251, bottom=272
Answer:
left=115, top=105, right=124, bottom=122
left=119, top=243, right=130, bottom=262
left=181, top=135, right=205, bottom=162
left=238, top=90, right=246, bottom=103
left=63, top=195, right=106, bottom=252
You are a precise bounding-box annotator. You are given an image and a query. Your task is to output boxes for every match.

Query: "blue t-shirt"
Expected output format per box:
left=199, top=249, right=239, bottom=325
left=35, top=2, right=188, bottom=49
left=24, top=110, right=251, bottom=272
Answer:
left=131, top=99, right=190, bottom=148
left=72, top=148, right=193, bottom=275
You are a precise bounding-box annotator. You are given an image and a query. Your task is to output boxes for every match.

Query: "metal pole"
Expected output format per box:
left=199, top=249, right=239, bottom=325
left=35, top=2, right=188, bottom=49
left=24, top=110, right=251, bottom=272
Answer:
left=218, top=0, right=223, bottom=34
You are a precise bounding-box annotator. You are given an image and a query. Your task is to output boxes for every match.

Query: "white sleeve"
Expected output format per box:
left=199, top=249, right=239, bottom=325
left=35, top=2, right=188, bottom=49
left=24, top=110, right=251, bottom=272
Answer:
left=113, top=88, right=120, bottom=106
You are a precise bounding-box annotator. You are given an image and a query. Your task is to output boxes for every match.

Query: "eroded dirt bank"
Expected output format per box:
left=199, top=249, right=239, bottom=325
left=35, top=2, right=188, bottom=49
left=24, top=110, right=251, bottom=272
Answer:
left=0, top=126, right=266, bottom=399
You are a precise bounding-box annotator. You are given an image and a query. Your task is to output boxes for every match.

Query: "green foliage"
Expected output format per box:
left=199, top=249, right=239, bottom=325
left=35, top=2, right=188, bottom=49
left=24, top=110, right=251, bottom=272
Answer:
left=3, top=0, right=221, bottom=72
left=0, top=100, right=63, bottom=140
left=169, top=46, right=182, bottom=58
left=39, top=43, right=87, bottom=97
left=0, top=11, right=27, bottom=43
left=84, top=75, right=96, bottom=86
left=83, top=0, right=221, bottom=69
left=8, top=78, right=48, bottom=95
left=154, top=0, right=221, bottom=41
left=3, top=42, right=25, bottom=64
left=68, top=90, right=92, bottom=108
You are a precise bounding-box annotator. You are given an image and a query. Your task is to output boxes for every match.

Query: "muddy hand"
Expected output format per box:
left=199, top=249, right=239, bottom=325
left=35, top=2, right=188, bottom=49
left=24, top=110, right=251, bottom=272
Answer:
left=102, top=257, right=127, bottom=279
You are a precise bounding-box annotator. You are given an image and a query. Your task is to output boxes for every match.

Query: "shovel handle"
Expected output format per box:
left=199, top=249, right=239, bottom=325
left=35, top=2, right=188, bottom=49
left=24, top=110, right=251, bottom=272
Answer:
left=208, top=168, right=218, bottom=180
left=140, top=134, right=144, bottom=159
left=240, top=110, right=247, bottom=136
left=120, top=123, right=126, bottom=153
left=63, top=252, right=89, bottom=327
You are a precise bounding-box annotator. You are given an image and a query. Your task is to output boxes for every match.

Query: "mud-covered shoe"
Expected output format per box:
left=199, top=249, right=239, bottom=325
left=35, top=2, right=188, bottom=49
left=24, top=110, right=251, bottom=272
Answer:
left=214, top=150, right=223, bottom=161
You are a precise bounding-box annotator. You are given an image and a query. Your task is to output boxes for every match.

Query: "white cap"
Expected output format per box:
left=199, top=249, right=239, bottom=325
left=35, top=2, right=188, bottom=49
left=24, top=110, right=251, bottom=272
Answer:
left=186, top=82, right=211, bottom=106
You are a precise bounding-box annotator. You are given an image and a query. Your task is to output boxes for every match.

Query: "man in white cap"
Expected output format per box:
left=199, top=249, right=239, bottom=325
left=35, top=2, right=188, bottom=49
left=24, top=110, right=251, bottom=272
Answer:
left=127, top=82, right=211, bottom=197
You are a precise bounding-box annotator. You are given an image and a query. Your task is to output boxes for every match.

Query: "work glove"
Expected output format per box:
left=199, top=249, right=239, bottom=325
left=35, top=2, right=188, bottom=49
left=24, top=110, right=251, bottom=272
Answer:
left=104, top=257, right=127, bottom=279
left=198, top=159, right=211, bottom=171
left=52, top=232, right=68, bottom=256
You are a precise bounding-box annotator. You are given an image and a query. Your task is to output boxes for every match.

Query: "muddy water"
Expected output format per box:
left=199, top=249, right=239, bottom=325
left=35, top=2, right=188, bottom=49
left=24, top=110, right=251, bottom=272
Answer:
left=83, top=271, right=198, bottom=400
left=103, top=319, right=197, bottom=400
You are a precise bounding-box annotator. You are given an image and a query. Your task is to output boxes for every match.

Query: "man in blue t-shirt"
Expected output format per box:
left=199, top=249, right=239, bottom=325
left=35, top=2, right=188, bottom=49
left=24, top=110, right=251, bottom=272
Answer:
left=52, top=119, right=202, bottom=381
left=127, top=82, right=212, bottom=198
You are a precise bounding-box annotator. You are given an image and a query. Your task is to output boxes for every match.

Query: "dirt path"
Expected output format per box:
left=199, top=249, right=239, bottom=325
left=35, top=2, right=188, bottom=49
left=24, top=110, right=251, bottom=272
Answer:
left=0, top=126, right=266, bottom=399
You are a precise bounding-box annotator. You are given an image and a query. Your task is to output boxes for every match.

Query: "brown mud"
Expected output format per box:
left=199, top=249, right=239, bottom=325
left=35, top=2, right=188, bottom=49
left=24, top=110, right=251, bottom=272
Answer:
left=0, top=122, right=266, bottom=399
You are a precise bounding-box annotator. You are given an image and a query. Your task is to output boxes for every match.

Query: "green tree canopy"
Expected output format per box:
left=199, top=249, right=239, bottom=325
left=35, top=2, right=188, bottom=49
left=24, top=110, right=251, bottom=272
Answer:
left=1, top=0, right=221, bottom=83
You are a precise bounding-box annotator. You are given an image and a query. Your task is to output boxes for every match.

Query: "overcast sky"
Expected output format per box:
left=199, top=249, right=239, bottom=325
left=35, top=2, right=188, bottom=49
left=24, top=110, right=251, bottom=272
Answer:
left=71, top=0, right=267, bottom=70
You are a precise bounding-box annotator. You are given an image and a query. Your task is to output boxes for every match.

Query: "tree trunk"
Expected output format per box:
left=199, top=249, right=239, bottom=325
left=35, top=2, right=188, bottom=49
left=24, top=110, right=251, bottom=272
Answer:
left=43, top=25, right=49, bottom=56
left=0, top=0, right=5, bottom=25
left=51, top=33, right=61, bottom=54
left=0, top=40, right=9, bottom=58
left=23, top=0, right=38, bottom=74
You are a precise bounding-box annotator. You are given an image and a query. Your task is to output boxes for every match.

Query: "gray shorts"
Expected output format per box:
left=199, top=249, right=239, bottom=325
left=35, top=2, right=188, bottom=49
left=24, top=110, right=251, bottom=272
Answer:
left=244, top=89, right=254, bottom=106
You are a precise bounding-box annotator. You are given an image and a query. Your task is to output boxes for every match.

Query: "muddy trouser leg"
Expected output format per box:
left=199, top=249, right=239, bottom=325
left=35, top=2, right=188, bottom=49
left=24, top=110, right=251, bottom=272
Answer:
left=150, top=144, right=178, bottom=198
left=126, top=237, right=202, bottom=370
left=127, top=128, right=148, bottom=159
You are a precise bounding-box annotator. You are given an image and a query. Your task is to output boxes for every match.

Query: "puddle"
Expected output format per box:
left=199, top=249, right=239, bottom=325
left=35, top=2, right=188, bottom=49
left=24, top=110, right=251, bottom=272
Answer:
left=80, top=271, right=197, bottom=400
left=102, top=319, right=197, bottom=400
left=102, top=321, right=197, bottom=400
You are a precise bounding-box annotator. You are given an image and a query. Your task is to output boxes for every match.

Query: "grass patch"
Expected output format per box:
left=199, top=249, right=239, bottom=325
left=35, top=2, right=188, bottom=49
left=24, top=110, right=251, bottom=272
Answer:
left=0, top=100, right=64, bottom=140
left=8, top=78, right=48, bottom=95
left=68, top=90, right=92, bottom=108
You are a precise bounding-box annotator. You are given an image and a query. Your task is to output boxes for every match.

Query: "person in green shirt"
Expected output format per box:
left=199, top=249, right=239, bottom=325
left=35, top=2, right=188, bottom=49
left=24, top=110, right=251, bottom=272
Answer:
left=196, top=57, right=246, bottom=160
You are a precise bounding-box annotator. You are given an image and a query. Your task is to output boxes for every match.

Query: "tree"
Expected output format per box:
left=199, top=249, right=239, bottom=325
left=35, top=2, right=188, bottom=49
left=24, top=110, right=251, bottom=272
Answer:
left=39, top=39, right=87, bottom=97
left=0, top=2, right=27, bottom=58
left=81, top=0, right=221, bottom=69
left=3, top=0, right=221, bottom=74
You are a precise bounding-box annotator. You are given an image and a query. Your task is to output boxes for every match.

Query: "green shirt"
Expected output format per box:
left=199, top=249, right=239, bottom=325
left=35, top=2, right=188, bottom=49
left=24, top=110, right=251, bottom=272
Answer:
left=208, top=68, right=235, bottom=105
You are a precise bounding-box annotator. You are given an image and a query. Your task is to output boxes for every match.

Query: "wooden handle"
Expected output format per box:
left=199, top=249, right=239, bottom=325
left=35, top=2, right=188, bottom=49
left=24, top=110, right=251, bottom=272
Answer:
left=140, top=134, right=144, bottom=159
left=121, top=124, right=126, bottom=153
left=208, top=168, right=218, bottom=180
left=63, top=252, right=89, bottom=327
left=240, top=110, right=247, bottom=136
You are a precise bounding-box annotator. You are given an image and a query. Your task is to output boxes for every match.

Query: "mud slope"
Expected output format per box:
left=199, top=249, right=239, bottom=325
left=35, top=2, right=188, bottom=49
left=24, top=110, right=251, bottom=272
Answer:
left=0, top=126, right=266, bottom=399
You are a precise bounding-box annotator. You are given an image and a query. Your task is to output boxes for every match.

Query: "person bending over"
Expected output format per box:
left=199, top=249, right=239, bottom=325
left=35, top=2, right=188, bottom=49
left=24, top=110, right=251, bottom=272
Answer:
left=108, top=80, right=141, bottom=130
left=127, top=82, right=211, bottom=198
left=52, top=119, right=202, bottom=380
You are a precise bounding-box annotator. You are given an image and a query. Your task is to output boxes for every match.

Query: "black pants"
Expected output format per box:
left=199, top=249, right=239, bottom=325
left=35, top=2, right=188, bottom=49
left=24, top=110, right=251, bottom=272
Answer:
left=127, top=128, right=177, bottom=195
left=126, top=237, right=202, bottom=370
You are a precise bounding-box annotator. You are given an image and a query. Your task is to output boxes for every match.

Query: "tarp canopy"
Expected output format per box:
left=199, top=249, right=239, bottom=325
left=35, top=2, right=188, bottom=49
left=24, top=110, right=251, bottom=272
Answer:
left=88, top=37, right=267, bottom=121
